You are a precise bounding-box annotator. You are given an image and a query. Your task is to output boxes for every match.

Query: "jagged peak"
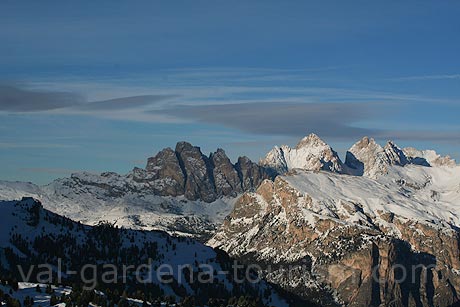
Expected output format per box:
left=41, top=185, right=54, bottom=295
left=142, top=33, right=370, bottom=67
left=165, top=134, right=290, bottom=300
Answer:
left=384, top=140, right=400, bottom=150
left=175, top=141, right=201, bottom=153
left=384, top=140, right=409, bottom=166
left=215, top=148, right=226, bottom=154
left=349, top=136, right=382, bottom=152
left=295, top=133, right=329, bottom=149
left=261, top=133, right=342, bottom=174
left=209, top=148, right=232, bottom=163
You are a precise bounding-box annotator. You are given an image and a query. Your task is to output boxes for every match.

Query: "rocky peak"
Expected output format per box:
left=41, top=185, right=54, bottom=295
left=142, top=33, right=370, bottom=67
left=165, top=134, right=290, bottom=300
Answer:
left=346, top=138, right=415, bottom=178
left=349, top=136, right=378, bottom=152
left=140, top=147, right=186, bottom=196
left=235, top=156, right=271, bottom=191
left=345, top=137, right=389, bottom=177
left=260, top=133, right=343, bottom=174
left=136, top=142, right=273, bottom=202
left=210, top=149, right=243, bottom=197
left=174, top=142, right=217, bottom=202
left=384, top=141, right=409, bottom=166
left=346, top=137, right=457, bottom=178
left=259, top=146, right=288, bottom=174
left=294, top=133, right=328, bottom=149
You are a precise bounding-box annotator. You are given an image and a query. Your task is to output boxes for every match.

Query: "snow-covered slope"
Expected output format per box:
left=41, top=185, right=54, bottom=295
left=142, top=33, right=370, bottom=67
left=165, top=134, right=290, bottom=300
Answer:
left=284, top=165, right=460, bottom=230
left=0, top=176, right=237, bottom=240
left=0, top=198, right=292, bottom=307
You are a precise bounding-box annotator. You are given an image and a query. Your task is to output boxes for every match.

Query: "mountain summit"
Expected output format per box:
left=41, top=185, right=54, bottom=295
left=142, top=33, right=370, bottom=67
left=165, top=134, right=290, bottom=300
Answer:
left=345, top=136, right=456, bottom=178
left=262, top=133, right=456, bottom=178
left=260, top=133, right=344, bottom=174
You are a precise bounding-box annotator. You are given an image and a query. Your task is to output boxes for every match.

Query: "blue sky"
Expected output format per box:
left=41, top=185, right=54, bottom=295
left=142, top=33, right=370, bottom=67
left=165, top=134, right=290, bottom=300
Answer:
left=1, top=1, right=460, bottom=184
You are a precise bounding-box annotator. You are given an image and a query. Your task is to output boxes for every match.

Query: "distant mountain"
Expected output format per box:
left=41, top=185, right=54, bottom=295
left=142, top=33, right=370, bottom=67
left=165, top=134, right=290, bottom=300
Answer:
left=261, top=133, right=455, bottom=178
left=345, top=136, right=456, bottom=178
left=260, top=133, right=343, bottom=174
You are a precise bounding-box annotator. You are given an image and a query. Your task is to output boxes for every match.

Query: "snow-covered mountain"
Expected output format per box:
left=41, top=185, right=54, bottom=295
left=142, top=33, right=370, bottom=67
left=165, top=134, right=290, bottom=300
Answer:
left=260, top=133, right=343, bottom=174
left=261, top=133, right=455, bottom=179
left=210, top=134, right=460, bottom=306
left=0, top=142, right=272, bottom=240
left=345, top=136, right=456, bottom=178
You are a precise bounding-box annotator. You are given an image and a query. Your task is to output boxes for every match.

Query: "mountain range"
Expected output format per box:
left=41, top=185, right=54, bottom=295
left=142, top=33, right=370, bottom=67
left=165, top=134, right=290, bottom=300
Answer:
left=1, top=133, right=460, bottom=306
left=0, top=142, right=271, bottom=240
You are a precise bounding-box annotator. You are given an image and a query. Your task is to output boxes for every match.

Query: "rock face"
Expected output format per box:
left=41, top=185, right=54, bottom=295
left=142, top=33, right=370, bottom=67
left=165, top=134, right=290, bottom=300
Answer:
left=175, top=142, right=217, bottom=202
left=209, top=163, right=460, bottom=307
left=260, top=133, right=343, bottom=174
left=143, top=147, right=185, bottom=196
left=211, top=149, right=244, bottom=197
left=136, top=141, right=272, bottom=202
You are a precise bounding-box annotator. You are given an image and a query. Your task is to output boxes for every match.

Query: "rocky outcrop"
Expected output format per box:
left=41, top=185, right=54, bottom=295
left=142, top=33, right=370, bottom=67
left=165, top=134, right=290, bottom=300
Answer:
left=142, top=147, right=185, bottom=196
left=211, top=148, right=243, bottom=197
left=175, top=142, right=217, bottom=202
left=209, top=165, right=460, bottom=306
left=260, top=133, right=343, bottom=174
left=133, top=141, right=273, bottom=202
left=345, top=137, right=391, bottom=177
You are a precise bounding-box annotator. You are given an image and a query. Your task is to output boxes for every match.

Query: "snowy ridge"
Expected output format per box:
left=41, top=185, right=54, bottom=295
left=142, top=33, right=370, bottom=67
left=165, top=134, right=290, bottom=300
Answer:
left=0, top=177, right=236, bottom=240
left=284, top=165, right=460, bottom=231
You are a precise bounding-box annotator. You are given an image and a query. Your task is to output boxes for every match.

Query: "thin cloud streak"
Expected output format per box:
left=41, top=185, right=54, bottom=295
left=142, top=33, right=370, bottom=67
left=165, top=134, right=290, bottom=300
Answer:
left=0, top=142, right=79, bottom=149
left=391, top=74, right=460, bottom=81
left=375, top=130, right=460, bottom=144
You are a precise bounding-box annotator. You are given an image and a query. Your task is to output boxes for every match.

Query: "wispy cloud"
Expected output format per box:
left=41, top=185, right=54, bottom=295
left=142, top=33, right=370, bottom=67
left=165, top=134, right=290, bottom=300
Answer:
left=391, top=74, right=460, bottom=81
left=2, top=70, right=459, bottom=145
left=0, top=142, right=79, bottom=149
left=375, top=130, right=460, bottom=144
left=158, top=101, right=386, bottom=139
left=75, top=95, right=177, bottom=111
